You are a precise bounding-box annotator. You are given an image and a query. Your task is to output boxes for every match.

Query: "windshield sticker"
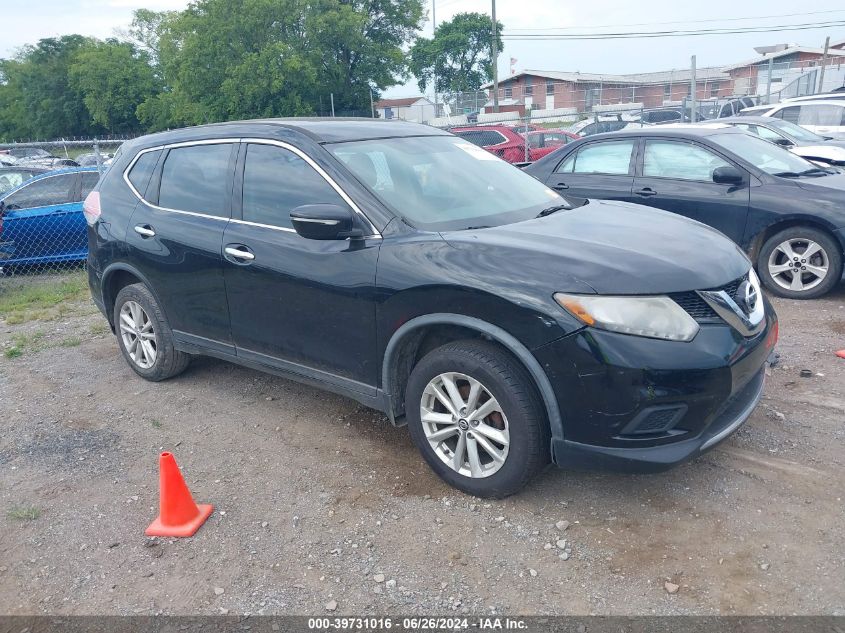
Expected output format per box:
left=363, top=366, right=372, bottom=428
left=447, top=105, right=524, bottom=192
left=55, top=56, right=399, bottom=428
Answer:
left=454, top=142, right=498, bottom=161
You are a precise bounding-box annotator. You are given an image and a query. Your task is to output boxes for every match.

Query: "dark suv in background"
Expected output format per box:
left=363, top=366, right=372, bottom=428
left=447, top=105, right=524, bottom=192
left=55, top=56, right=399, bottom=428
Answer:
left=86, top=119, right=777, bottom=497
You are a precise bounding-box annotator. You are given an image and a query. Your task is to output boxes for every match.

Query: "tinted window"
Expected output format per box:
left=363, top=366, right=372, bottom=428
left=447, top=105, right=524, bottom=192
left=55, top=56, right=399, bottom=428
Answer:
left=128, top=149, right=162, bottom=197
left=454, top=130, right=507, bottom=147
left=643, top=141, right=730, bottom=181
left=558, top=140, right=635, bottom=175
left=3, top=173, right=76, bottom=209
left=797, top=104, right=845, bottom=126
left=776, top=106, right=800, bottom=124
left=242, top=144, right=348, bottom=229
left=158, top=144, right=233, bottom=217
left=78, top=172, right=100, bottom=200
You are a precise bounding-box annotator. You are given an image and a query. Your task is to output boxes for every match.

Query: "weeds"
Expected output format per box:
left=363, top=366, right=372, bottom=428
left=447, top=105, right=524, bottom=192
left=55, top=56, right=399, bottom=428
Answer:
left=7, top=506, right=41, bottom=521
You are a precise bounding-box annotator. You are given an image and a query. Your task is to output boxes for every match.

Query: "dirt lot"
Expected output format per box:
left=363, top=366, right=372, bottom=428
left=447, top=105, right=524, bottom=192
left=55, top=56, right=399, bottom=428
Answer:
left=1, top=272, right=844, bottom=616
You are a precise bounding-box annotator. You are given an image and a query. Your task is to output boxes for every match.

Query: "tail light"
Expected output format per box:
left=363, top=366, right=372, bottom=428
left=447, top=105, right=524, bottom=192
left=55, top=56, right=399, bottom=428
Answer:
left=83, top=191, right=101, bottom=226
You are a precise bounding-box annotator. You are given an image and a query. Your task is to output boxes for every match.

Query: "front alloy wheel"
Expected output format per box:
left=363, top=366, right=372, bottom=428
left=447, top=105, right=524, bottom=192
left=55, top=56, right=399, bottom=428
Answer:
left=405, top=340, right=549, bottom=498
left=421, top=372, right=510, bottom=478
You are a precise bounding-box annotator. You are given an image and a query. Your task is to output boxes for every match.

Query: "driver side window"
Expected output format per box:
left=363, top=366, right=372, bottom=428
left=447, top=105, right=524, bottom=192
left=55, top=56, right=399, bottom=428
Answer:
left=643, top=140, right=731, bottom=181
left=2, top=173, right=76, bottom=210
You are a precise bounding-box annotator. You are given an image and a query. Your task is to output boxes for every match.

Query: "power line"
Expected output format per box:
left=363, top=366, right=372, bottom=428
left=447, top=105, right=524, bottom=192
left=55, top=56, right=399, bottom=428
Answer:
left=505, top=8, right=845, bottom=32
left=500, top=20, right=845, bottom=40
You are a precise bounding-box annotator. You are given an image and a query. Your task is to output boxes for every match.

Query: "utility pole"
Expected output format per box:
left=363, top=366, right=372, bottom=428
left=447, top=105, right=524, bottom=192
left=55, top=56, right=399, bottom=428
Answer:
left=766, top=57, right=774, bottom=104
left=818, top=36, right=830, bottom=94
left=689, top=55, right=697, bottom=123
left=369, top=89, right=375, bottom=118
left=330, top=93, right=335, bottom=117
left=491, top=0, right=499, bottom=113
left=432, top=0, right=438, bottom=116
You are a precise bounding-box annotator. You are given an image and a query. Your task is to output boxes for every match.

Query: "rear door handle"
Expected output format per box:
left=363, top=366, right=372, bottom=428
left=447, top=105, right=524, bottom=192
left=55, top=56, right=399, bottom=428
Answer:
left=224, top=244, right=255, bottom=262
left=634, top=187, right=657, bottom=197
left=551, top=183, right=569, bottom=191
left=134, top=224, right=155, bottom=237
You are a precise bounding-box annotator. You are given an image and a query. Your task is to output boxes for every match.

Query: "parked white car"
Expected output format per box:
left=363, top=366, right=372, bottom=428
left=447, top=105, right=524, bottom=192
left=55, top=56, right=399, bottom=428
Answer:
left=738, top=100, right=845, bottom=139
left=781, top=92, right=845, bottom=103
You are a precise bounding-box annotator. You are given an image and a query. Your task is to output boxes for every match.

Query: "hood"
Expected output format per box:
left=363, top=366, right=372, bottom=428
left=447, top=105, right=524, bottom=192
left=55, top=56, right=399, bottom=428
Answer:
left=795, top=171, right=845, bottom=193
left=793, top=144, right=845, bottom=163
left=441, top=200, right=750, bottom=295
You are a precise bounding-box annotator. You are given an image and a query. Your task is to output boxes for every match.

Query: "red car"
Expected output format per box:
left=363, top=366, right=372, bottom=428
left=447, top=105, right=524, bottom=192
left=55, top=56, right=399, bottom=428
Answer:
left=523, top=129, right=581, bottom=160
left=450, top=125, right=579, bottom=163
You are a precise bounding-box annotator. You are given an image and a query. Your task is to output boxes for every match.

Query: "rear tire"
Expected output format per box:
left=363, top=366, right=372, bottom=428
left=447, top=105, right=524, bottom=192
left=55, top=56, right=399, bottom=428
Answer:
left=405, top=340, right=549, bottom=498
left=113, top=283, right=190, bottom=381
left=757, top=226, right=841, bottom=299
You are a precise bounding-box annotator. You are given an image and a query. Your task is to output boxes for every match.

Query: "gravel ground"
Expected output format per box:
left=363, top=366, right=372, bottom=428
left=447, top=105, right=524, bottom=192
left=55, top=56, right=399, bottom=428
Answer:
left=1, top=279, right=843, bottom=616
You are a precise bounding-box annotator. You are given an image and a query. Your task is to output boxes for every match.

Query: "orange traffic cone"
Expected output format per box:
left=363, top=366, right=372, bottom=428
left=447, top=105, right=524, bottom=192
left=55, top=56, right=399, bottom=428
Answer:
left=145, top=452, right=213, bottom=537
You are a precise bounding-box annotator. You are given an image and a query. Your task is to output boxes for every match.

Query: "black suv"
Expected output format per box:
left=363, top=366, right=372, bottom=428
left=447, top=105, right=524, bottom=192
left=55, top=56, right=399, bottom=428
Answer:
left=86, top=119, right=777, bottom=497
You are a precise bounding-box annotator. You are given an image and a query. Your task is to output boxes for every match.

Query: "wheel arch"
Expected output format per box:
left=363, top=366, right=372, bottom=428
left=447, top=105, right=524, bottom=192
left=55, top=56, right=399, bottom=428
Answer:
left=100, top=263, right=167, bottom=330
left=747, top=218, right=843, bottom=264
left=381, top=313, right=564, bottom=445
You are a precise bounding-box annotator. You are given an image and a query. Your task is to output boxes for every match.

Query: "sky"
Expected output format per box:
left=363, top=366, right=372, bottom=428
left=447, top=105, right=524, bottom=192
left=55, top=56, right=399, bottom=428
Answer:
left=3, top=0, right=844, bottom=98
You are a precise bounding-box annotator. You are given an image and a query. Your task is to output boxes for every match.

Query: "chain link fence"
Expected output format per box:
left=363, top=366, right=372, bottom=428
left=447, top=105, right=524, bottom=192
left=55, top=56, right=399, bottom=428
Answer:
left=0, top=139, right=127, bottom=281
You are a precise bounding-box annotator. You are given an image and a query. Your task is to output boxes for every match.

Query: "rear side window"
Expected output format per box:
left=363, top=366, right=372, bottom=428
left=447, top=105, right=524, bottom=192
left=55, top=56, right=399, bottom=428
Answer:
left=2, top=173, right=76, bottom=209
left=454, top=130, right=507, bottom=147
left=78, top=172, right=100, bottom=201
left=158, top=144, right=233, bottom=217
left=242, top=143, right=348, bottom=229
left=127, top=149, right=162, bottom=197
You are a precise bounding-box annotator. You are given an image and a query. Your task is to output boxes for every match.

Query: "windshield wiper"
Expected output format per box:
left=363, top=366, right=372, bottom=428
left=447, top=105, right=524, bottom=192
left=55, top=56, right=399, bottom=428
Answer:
left=464, top=225, right=492, bottom=230
left=535, top=205, right=569, bottom=218
left=774, top=167, right=832, bottom=178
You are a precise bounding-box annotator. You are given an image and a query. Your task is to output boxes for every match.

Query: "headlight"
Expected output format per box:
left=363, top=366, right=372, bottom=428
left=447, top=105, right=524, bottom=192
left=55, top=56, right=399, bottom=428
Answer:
left=554, top=293, right=700, bottom=342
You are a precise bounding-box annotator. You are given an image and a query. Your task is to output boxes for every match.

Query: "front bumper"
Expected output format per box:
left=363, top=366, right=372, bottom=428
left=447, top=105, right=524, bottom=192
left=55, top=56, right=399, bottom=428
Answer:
left=534, top=297, right=778, bottom=472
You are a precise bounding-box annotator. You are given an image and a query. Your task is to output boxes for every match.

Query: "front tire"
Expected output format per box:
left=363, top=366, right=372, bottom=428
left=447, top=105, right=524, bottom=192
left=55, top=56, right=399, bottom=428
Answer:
left=757, top=227, right=842, bottom=299
left=405, top=340, right=549, bottom=498
left=113, top=283, right=190, bottom=381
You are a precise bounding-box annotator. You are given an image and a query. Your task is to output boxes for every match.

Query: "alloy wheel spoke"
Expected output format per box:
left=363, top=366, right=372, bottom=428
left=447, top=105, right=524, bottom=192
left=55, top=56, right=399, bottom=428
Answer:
left=138, top=330, right=156, bottom=341
left=473, top=433, right=506, bottom=464
left=466, top=436, right=483, bottom=477
left=440, top=374, right=466, bottom=413
left=428, top=425, right=460, bottom=443
left=421, top=408, right=454, bottom=425
left=129, top=302, right=142, bottom=325
left=802, top=241, right=822, bottom=260
left=789, top=273, right=805, bottom=291
left=769, top=262, right=792, bottom=275
left=141, top=340, right=156, bottom=363
left=431, top=384, right=458, bottom=417
left=776, top=241, right=798, bottom=261
left=120, top=312, right=135, bottom=329
left=805, top=264, right=827, bottom=279
left=465, top=378, right=482, bottom=413
left=474, top=422, right=509, bottom=446
left=128, top=337, right=139, bottom=355
left=119, top=323, right=135, bottom=335
left=471, top=397, right=500, bottom=422
left=452, top=433, right=467, bottom=471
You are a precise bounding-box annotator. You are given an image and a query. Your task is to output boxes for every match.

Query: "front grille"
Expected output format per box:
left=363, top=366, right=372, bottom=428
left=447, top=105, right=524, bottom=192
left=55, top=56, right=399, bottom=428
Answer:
left=670, top=273, right=747, bottom=323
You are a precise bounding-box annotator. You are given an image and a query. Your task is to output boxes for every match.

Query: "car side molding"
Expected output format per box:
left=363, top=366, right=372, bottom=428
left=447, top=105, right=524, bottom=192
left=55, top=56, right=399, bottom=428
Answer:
left=381, top=313, right=564, bottom=445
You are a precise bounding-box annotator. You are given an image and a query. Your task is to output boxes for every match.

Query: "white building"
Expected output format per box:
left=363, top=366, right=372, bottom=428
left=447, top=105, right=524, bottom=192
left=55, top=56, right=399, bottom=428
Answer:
left=374, top=96, right=436, bottom=123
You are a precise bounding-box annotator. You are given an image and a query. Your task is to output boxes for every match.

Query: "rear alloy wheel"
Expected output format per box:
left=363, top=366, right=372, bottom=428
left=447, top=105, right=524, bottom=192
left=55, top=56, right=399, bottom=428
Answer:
left=113, top=283, right=190, bottom=381
left=758, top=227, right=842, bottom=299
left=406, top=340, right=549, bottom=498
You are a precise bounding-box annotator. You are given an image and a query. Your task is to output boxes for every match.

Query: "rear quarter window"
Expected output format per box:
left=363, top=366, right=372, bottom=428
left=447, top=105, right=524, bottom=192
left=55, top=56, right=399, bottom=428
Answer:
left=127, top=150, right=162, bottom=198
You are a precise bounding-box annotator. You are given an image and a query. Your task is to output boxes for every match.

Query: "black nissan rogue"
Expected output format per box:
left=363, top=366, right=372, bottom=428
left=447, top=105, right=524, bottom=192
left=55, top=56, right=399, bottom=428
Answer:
left=85, top=119, right=778, bottom=497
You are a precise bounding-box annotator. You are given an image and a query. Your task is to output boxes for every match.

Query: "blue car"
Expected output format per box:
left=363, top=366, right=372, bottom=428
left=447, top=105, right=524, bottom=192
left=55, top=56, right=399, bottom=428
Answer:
left=0, top=167, right=101, bottom=269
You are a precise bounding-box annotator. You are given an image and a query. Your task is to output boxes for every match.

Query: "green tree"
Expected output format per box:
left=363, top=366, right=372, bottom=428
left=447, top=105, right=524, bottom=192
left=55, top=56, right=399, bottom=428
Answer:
left=307, top=0, right=425, bottom=113
left=69, top=39, right=159, bottom=134
left=409, top=12, right=503, bottom=95
left=1, top=35, right=98, bottom=139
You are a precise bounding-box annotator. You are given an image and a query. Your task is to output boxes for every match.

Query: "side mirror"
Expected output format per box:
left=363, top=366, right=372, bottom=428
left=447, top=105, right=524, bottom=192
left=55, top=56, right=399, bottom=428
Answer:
left=712, top=165, right=744, bottom=185
left=290, top=204, right=358, bottom=240
left=773, top=137, right=794, bottom=148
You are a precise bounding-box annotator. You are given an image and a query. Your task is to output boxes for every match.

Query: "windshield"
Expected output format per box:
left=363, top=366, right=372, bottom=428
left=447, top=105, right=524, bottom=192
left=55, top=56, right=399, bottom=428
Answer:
left=328, top=136, right=567, bottom=231
left=711, top=132, right=817, bottom=175
left=765, top=118, right=825, bottom=143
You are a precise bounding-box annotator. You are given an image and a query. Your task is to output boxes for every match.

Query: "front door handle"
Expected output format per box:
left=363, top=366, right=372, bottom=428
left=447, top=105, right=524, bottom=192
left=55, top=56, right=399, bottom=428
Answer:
left=551, top=183, right=569, bottom=191
left=224, top=245, right=255, bottom=261
left=634, top=187, right=657, bottom=197
left=134, top=224, right=155, bottom=237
